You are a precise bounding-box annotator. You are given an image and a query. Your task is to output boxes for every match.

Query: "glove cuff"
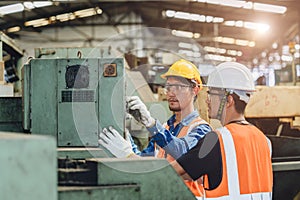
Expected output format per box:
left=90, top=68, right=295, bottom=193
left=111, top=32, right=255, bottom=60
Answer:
left=145, top=117, right=156, bottom=128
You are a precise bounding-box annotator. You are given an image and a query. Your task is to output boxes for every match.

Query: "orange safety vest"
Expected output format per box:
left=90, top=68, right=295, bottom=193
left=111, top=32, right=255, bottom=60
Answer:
left=204, top=123, right=273, bottom=200
left=156, top=117, right=210, bottom=197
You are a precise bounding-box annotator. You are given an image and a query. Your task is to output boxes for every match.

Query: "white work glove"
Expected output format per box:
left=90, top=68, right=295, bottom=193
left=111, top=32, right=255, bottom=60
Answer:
left=98, top=126, right=134, bottom=158
left=126, top=96, right=155, bottom=128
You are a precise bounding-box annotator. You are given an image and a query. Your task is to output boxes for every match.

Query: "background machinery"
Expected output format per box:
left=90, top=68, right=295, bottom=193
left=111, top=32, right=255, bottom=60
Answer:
left=245, top=85, right=300, bottom=200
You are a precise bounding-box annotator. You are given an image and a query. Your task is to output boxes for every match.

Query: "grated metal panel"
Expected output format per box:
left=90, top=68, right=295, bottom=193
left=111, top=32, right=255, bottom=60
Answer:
left=61, top=90, right=95, bottom=102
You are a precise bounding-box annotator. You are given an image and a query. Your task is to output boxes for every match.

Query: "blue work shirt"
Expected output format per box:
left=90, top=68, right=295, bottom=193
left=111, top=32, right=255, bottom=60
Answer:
left=131, top=110, right=212, bottom=159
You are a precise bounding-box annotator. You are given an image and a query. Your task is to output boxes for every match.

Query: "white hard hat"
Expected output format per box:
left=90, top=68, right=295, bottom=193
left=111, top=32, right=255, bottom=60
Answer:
left=207, top=62, right=255, bottom=103
left=207, top=62, right=255, bottom=91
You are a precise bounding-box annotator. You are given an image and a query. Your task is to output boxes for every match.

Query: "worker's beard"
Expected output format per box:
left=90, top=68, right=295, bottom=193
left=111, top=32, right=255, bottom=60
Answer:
left=169, top=106, right=181, bottom=112
left=168, top=98, right=181, bottom=112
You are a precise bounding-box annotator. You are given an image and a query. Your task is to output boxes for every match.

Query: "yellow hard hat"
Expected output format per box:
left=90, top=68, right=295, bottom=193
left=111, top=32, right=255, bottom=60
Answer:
left=161, top=59, right=202, bottom=89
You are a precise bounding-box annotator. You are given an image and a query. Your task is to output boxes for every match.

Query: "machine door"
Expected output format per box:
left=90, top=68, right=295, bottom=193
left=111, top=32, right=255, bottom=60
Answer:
left=57, top=59, right=98, bottom=147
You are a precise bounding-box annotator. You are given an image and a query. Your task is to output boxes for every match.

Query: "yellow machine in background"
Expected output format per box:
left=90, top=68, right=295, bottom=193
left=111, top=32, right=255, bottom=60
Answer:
left=246, top=85, right=300, bottom=135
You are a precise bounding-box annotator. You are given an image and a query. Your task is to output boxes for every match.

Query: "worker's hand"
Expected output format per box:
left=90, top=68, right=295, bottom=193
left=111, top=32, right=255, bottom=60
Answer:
left=126, top=96, right=155, bottom=127
left=98, top=126, right=134, bottom=158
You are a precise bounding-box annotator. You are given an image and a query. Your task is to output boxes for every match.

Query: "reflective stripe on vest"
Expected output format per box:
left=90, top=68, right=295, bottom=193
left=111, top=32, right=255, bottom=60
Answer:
left=204, top=192, right=272, bottom=200
left=219, top=127, right=240, bottom=199
left=204, top=125, right=272, bottom=200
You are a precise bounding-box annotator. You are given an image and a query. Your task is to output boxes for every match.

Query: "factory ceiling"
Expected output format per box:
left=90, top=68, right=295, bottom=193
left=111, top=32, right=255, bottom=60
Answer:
left=0, top=0, right=300, bottom=66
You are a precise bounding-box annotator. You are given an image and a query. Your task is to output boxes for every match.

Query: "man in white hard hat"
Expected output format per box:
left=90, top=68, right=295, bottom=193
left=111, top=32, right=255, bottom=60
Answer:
left=171, top=62, right=273, bottom=199
left=99, top=59, right=212, bottom=198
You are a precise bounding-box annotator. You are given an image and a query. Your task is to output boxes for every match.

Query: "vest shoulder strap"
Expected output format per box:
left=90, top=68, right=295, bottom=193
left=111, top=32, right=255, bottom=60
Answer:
left=186, top=117, right=211, bottom=133
left=216, top=127, right=240, bottom=199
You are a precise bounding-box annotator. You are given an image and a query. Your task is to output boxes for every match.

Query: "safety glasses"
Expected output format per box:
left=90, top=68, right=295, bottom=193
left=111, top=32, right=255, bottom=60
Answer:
left=164, top=83, right=192, bottom=94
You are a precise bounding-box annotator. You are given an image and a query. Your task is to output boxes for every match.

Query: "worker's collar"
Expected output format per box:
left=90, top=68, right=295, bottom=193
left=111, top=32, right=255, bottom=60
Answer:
left=168, top=110, right=199, bottom=126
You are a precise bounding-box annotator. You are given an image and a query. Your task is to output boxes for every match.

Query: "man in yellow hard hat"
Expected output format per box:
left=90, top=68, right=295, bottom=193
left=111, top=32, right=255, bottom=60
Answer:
left=99, top=59, right=212, bottom=198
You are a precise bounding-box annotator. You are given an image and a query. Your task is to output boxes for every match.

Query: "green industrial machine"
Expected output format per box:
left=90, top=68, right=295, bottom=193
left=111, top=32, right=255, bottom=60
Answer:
left=22, top=57, right=125, bottom=147
left=17, top=54, right=196, bottom=200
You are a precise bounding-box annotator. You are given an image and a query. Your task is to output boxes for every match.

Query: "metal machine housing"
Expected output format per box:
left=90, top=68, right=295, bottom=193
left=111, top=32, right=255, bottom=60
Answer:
left=23, top=58, right=125, bottom=147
